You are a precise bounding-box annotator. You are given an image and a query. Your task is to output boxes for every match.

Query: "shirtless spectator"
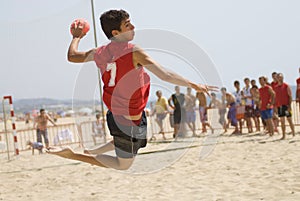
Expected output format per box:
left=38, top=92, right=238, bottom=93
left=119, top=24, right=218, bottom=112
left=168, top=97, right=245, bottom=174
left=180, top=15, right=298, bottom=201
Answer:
left=196, top=91, right=209, bottom=133
left=274, top=73, right=295, bottom=139
left=33, top=109, right=57, bottom=149
left=209, top=92, right=227, bottom=133
left=221, top=87, right=239, bottom=134
left=258, top=76, right=275, bottom=136
left=92, top=114, right=106, bottom=145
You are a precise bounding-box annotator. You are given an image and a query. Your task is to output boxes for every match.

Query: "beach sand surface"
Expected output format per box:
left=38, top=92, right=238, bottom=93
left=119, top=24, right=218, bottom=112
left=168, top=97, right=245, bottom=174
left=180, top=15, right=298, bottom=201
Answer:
left=0, top=128, right=300, bottom=201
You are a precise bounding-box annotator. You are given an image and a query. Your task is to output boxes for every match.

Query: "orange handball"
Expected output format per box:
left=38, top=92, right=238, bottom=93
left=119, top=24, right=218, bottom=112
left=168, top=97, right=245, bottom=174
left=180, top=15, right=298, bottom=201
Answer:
left=70, top=18, right=90, bottom=35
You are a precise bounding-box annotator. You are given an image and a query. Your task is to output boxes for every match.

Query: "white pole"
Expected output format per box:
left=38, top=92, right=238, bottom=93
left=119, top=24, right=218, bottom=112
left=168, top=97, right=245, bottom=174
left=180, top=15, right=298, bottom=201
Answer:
left=90, top=0, right=107, bottom=136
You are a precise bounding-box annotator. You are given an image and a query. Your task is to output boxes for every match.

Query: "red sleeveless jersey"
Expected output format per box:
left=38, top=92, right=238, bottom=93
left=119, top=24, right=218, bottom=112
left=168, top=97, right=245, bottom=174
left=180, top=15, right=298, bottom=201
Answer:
left=274, top=83, right=289, bottom=107
left=270, top=81, right=278, bottom=90
left=297, top=78, right=300, bottom=97
left=259, top=85, right=273, bottom=110
left=94, top=41, right=150, bottom=116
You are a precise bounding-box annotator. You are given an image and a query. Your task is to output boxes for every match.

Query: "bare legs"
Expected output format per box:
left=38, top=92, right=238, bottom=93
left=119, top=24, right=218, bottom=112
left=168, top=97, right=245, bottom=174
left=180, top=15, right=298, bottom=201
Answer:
left=155, top=118, right=166, bottom=140
left=173, top=124, right=179, bottom=138
left=245, top=117, right=253, bottom=133
left=252, top=116, right=260, bottom=132
left=187, top=122, right=196, bottom=136
left=84, top=140, right=115, bottom=154
left=265, top=118, right=274, bottom=136
left=92, top=134, right=107, bottom=145
left=279, top=117, right=295, bottom=140
left=48, top=140, right=134, bottom=170
left=47, top=147, right=107, bottom=167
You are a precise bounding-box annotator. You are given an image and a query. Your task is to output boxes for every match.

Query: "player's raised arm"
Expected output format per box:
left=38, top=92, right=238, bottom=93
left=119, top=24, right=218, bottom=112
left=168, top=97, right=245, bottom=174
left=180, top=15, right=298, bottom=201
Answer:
left=67, top=19, right=96, bottom=63
left=133, top=46, right=218, bottom=95
left=67, top=38, right=96, bottom=63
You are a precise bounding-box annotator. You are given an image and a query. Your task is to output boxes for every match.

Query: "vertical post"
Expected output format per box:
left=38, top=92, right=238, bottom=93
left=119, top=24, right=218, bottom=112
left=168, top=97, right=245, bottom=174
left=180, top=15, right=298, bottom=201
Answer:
left=2, top=99, right=10, bottom=160
left=90, top=0, right=107, bottom=136
left=3, top=96, right=19, bottom=156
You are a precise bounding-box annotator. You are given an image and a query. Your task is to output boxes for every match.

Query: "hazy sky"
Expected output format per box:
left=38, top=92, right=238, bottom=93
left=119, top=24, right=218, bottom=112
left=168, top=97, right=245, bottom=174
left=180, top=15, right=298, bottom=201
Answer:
left=1, top=0, right=300, bottom=100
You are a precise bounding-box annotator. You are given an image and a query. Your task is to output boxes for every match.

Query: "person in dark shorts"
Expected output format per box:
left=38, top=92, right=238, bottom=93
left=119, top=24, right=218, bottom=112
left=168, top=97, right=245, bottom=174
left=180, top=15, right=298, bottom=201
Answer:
left=221, top=87, right=239, bottom=134
left=169, top=86, right=186, bottom=138
left=274, top=73, right=295, bottom=139
left=106, top=110, right=147, bottom=158
left=250, top=85, right=261, bottom=132
left=33, top=109, right=57, bottom=149
left=48, top=9, right=217, bottom=170
left=185, top=87, right=197, bottom=136
left=209, top=92, right=227, bottom=133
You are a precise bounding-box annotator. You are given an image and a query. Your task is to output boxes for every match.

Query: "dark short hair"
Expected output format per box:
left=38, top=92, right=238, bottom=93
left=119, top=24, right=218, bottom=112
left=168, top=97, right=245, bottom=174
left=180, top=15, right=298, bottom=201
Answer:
left=211, top=92, right=216, bottom=96
left=259, top=76, right=267, bottom=81
left=221, top=87, right=226, bottom=92
left=234, top=80, right=240, bottom=86
left=252, top=85, right=258, bottom=89
left=96, top=114, right=101, bottom=119
left=40, top=109, right=45, bottom=113
left=244, top=77, right=250, bottom=82
left=100, top=9, right=130, bottom=39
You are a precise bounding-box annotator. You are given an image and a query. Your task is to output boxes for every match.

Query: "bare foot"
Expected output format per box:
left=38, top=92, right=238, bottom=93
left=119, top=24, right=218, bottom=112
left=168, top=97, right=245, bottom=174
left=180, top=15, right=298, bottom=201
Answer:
left=47, top=146, right=75, bottom=159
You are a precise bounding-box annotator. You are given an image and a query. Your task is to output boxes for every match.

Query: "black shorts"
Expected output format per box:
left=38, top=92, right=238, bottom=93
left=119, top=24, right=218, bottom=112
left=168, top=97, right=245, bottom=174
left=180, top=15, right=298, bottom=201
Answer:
left=106, top=110, right=147, bottom=159
left=173, top=108, right=186, bottom=124
left=36, top=129, right=49, bottom=144
left=244, top=105, right=254, bottom=118
left=253, top=107, right=261, bottom=117
left=277, top=105, right=292, bottom=118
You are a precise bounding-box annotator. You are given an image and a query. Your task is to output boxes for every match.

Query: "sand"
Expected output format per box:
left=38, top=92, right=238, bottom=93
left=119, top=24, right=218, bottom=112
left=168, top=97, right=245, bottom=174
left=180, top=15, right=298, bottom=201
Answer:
left=1, top=127, right=300, bottom=201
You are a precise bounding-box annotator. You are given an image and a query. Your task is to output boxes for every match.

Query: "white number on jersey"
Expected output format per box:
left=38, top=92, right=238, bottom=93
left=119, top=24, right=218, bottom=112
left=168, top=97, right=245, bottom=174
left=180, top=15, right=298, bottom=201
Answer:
left=106, top=62, right=117, bottom=87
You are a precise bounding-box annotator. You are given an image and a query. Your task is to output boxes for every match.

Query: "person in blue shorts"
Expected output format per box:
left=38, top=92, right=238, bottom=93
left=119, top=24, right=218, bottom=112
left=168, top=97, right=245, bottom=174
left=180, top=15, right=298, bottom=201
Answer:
left=221, top=87, right=239, bottom=134
left=185, top=87, right=197, bottom=136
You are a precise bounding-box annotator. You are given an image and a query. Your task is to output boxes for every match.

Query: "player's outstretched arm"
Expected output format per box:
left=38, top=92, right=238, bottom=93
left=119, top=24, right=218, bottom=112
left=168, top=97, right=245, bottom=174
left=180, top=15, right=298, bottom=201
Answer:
left=133, top=46, right=218, bottom=95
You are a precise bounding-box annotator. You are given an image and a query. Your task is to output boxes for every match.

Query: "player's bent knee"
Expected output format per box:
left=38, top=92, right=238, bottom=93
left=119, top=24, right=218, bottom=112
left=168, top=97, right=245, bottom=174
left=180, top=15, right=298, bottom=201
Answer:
left=117, top=157, right=134, bottom=170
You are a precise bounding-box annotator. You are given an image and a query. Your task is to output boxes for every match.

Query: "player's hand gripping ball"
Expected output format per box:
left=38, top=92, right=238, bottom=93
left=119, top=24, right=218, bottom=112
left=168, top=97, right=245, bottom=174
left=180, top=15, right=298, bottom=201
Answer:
left=70, top=18, right=90, bottom=36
